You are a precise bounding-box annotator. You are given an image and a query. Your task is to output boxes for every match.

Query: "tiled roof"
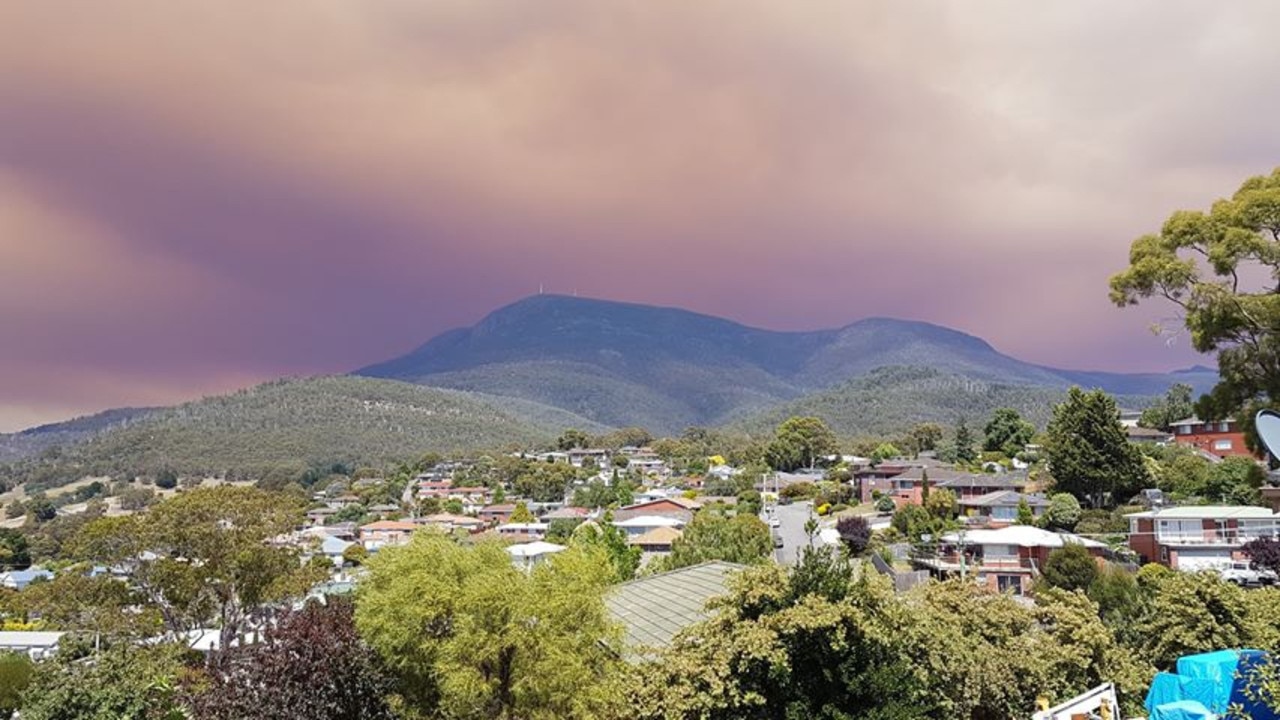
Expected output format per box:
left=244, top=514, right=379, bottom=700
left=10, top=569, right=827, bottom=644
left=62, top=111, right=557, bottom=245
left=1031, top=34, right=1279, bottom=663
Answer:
left=605, top=560, right=743, bottom=659
left=627, top=526, right=683, bottom=546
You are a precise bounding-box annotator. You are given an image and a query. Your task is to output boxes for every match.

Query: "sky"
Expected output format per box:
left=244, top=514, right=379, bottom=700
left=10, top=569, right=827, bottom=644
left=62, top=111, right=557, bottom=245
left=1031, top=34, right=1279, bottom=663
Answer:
left=3, top=1, right=1279, bottom=432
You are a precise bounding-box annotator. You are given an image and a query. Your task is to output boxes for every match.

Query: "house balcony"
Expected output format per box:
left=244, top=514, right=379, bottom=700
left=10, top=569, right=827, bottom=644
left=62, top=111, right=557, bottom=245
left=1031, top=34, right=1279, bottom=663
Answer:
left=1156, top=530, right=1278, bottom=547
left=912, top=554, right=1035, bottom=574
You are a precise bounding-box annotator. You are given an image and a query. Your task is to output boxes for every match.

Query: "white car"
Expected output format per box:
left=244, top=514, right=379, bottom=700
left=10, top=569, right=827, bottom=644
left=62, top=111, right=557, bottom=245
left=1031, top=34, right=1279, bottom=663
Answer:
left=1220, top=562, right=1277, bottom=586
left=768, top=516, right=781, bottom=528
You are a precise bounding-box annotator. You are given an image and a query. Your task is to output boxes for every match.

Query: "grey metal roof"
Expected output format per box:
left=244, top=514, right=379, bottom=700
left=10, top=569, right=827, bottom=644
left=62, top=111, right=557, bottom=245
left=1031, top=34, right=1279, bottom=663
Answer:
left=605, top=561, right=744, bottom=659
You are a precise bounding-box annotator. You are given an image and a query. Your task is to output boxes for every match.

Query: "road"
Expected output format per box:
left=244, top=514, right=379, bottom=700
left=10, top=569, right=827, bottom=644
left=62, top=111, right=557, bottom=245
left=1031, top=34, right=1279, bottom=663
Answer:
left=765, top=500, right=816, bottom=565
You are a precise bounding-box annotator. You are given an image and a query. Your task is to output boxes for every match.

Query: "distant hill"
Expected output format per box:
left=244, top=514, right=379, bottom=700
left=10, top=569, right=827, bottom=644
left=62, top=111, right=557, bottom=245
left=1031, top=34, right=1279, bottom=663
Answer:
left=358, top=294, right=1219, bottom=433
left=0, top=376, right=599, bottom=490
left=0, top=407, right=158, bottom=462
left=728, top=366, right=1152, bottom=438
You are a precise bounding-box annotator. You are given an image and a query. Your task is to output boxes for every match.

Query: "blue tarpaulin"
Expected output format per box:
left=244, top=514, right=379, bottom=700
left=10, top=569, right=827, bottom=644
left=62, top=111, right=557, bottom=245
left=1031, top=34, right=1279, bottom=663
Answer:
left=1148, top=699, right=1217, bottom=720
left=1143, top=649, right=1280, bottom=720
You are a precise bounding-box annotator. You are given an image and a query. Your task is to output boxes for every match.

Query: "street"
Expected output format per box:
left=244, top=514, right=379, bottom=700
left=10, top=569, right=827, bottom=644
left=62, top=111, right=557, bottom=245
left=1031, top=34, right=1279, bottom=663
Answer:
left=765, top=500, right=816, bottom=565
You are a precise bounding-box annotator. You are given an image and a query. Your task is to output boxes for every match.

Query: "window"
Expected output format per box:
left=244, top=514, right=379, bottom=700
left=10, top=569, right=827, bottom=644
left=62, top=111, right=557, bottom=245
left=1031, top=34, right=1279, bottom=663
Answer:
left=1214, top=439, right=1233, bottom=451
left=1219, top=422, right=1231, bottom=433
left=996, top=575, right=1023, bottom=595
left=1178, top=425, right=1192, bottom=435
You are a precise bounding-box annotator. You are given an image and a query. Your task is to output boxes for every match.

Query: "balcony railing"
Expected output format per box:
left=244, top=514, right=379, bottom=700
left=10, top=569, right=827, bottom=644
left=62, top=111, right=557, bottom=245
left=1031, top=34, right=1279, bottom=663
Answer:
left=1156, top=530, right=1278, bottom=546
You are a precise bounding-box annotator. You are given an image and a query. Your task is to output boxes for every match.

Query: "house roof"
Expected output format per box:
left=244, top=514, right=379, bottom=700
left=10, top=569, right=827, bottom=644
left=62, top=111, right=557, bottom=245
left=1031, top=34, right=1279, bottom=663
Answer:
left=542, top=507, right=590, bottom=520
left=936, top=474, right=1026, bottom=490
left=606, top=561, right=744, bottom=658
left=958, top=491, right=1049, bottom=508
left=1127, top=426, right=1173, bottom=439
left=506, top=541, right=567, bottom=559
left=627, top=526, right=683, bottom=546
left=613, top=515, right=685, bottom=529
left=620, top=497, right=701, bottom=511
left=480, top=504, right=517, bottom=513
left=1171, top=416, right=1237, bottom=427
left=359, top=520, right=418, bottom=532
left=1125, top=505, right=1276, bottom=520
left=418, top=513, right=483, bottom=525
left=940, top=526, right=1105, bottom=548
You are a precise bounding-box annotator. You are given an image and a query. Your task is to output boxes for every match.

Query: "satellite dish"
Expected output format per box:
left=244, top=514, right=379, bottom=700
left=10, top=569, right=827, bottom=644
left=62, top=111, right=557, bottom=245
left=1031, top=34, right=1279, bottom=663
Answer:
left=1256, top=409, right=1280, bottom=458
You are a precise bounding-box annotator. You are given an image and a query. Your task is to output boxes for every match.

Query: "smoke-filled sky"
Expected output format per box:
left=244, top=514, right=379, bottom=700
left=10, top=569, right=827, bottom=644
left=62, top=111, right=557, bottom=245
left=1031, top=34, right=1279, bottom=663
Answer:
left=3, top=1, right=1279, bottom=431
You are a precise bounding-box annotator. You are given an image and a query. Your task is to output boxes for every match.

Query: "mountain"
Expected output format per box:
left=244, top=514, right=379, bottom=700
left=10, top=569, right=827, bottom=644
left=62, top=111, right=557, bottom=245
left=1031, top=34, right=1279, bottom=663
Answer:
left=0, top=376, right=601, bottom=491
left=357, top=294, right=1219, bottom=433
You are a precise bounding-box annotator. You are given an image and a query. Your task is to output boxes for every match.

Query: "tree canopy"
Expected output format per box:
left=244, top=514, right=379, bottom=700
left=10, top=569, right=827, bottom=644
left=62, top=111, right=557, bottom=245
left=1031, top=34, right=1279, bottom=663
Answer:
left=766, top=416, right=837, bottom=471
left=1110, top=168, right=1280, bottom=437
left=355, top=533, right=621, bottom=719
left=1045, top=388, right=1148, bottom=507
left=983, top=407, right=1036, bottom=456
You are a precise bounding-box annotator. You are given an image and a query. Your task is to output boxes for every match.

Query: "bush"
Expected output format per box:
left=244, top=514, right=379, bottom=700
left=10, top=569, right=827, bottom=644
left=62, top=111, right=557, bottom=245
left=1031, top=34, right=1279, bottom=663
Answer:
left=836, top=516, right=871, bottom=556
left=1041, top=543, right=1099, bottom=592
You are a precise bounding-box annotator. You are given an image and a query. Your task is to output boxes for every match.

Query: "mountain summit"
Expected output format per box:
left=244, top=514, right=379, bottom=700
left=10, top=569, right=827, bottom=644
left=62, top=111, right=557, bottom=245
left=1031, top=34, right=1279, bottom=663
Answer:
left=356, top=295, right=1216, bottom=433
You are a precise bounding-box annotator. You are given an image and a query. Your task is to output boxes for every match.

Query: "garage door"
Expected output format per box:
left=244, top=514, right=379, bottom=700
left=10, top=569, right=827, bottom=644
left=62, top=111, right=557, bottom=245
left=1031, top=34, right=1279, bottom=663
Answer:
left=1174, top=548, right=1232, bottom=571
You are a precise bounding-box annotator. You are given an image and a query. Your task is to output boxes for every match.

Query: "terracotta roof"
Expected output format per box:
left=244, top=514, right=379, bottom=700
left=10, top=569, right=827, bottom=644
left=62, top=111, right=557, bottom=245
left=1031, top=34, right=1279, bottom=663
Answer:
left=359, top=520, right=418, bottom=532
left=627, top=526, right=683, bottom=546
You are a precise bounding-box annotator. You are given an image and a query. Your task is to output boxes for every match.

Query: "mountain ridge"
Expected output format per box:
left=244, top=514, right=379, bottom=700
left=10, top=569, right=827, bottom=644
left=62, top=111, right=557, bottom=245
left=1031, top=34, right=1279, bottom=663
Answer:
left=356, top=294, right=1218, bottom=432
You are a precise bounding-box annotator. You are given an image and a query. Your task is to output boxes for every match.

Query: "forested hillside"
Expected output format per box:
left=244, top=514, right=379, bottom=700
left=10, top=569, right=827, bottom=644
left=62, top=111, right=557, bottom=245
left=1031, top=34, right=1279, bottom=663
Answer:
left=0, top=377, right=594, bottom=490
left=730, top=366, right=1151, bottom=437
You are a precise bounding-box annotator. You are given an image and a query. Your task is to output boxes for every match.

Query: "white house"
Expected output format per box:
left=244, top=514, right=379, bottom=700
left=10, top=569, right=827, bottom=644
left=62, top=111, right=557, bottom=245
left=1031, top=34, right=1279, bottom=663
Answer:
left=507, top=541, right=566, bottom=571
left=612, top=515, right=685, bottom=537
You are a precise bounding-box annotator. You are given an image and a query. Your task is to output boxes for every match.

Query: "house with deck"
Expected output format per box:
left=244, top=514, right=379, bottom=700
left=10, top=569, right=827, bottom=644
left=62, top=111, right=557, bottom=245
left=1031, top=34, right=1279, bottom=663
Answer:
left=915, top=526, right=1107, bottom=595
left=1126, top=505, right=1279, bottom=569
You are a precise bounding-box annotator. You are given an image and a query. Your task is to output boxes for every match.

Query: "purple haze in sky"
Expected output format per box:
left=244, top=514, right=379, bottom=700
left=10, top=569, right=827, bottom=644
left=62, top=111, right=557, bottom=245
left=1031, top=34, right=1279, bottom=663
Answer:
left=2, top=1, right=1279, bottom=430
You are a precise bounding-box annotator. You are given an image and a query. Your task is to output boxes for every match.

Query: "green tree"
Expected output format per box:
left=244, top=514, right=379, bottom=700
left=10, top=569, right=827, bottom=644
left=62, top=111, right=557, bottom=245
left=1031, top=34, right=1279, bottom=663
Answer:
left=556, top=429, right=590, bottom=451
left=1208, top=456, right=1267, bottom=504
left=0, top=653, right=31, bottom=717
left=924, top=487, right=957, bottom=520
left=19, top=644, right=187, bottom=720
left=650, top=513, right=772, bottom=572
left=545, top=517, right=585, bottom=543
left=569, top=516, right=640, bottom=582
left=735, top=489, right=762, bottom=517
left=1041, top=543, right=1099, bottom=592
left=870, top=442, right=902, bottom=464
left=983, top=408, right=1036, bottom=456
left=23, top=572, right=161, bottom=640
left=1044, top=493, right=1082, bottom=531
left=1110, top=168, right=1280, bottom=439
left=509, top=502, right=535, bottom=524
left=1140, top=571, right=1252, bottom=669
left=766, top=416, right=837, bottom=471
left=954, top=419, right=977, bottom=464
left=0, top=530, right=31, bottom=570
left=1045, top=387, right=1148, bottom=507
left=1015, top=498, right=1035, bottom=525
left=73, top=486, right=321, bottom=650
left=1139, top=383, right=1196, bottom=431
left=342, top=543, right=369, bottom=567
left=907, top=422, right=945, bottom=455
left=355, top=534, right=621, bottom=718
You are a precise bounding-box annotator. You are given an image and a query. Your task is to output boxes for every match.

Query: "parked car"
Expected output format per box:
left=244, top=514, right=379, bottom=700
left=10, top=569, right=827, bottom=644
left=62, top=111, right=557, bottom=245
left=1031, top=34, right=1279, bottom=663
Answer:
left=768, top=516, right=781, bottom=528
left=1220, top=562, right=1278, bottom=587
left=772, top=533, right=784, bottom=548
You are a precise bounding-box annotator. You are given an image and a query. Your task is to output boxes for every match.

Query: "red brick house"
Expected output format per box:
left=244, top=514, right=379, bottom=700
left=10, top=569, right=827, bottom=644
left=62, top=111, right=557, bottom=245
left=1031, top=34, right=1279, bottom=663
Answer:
left=1126, top=505, right=1279, bottom=569
left=1169, top=416, right=1254, bottom=459
left=613, top=497, right=700, bottom=523
left=917, top=526, right=1107, bottom=595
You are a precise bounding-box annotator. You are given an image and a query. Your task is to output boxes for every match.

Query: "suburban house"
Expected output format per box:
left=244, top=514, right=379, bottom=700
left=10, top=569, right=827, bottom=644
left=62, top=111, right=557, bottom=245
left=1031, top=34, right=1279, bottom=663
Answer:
left=567, top=448, right=612, bottom=468
left=0, top=631, right=64, bottom=660
left=0, top=568, right=53, bottom=591
left=627, top=526, right=682, bottom=554
left=916, top=526, right=1107, bottom=595
left=305, top=507, right=340, bottom=526
left=1126, top=425, right=1174, bottom=446
left=1170, top=416, right=1254, bottom=458
left=614, top=497, right=700, bottom=523
left=541, top=506, right=591, bottom=522
left=1126, top=505, right=1279, bottom=569
left=415, top=513, right=486, bottom=533
left=958, top=491, right=1049, bottom=527
left=605, top=561, right=744, bottom=660
left=358, top=520, right=419, bottom=551
left=613, top=515, right=685, bottom=537
left=495, top=522, right=549, bottom=539
left=861, top=466, right=1028, bottom=508
left=507, top=541, right=566, bottom=571
left=479, top=503, right=517, bottom=525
